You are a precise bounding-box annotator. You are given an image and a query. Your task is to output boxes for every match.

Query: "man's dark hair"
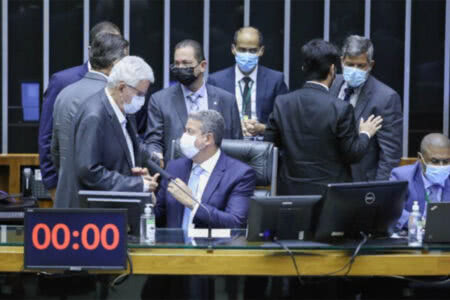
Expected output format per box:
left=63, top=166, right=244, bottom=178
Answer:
left=89, top=33, right=129, bottom=70
left=233, top=26, right=264, bottom=47
left=174, top=39, right=205, bottom=63
left=301, top=39, right=340, bottom=81
left=89, top=21, right=121, bottom=45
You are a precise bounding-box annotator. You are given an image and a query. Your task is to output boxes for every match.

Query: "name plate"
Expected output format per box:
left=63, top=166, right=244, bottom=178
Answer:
left=24, top=208, right=127, bottom=270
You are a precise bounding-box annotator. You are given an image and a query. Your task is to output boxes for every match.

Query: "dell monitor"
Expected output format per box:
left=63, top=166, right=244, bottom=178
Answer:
left=247, top=195, right=322, bottom=241
left=79, top=190, right=151, bottom=240
left=314, top=180, right=408, bottom=242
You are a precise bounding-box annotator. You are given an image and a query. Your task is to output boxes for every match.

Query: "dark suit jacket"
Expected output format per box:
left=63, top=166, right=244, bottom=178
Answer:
left=144, top=83, right=243, bottom=162
left=51, top=72, right=108, bottom=208
left=330, top=75, right=403, bottom=181
left=38, top=63, right=88, bottom=189
left=154, top=152, right=256, bottom=228
left=73, top=89, right=144, bottom=207
left=264, top=82, right=370, bottom=195
left=207, top=65, right=289, bottom=124
left=390, top=162, right=450, bottom=228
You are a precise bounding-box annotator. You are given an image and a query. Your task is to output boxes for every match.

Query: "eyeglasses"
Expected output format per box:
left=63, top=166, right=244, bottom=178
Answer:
left=126, top=84, right=146, bottom=97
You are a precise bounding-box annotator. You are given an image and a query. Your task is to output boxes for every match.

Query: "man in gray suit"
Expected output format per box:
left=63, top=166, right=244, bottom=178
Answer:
left=73, top=56, right=159, bottom=207
left=330, top=35, right=403, bottom=181
left=144, top=39, right=242, bottom=164
left=51, top=33, right=129, bottom=208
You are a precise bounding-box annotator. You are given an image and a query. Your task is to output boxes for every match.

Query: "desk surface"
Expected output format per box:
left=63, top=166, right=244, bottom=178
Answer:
left=1, top=226, right=450, bottom=276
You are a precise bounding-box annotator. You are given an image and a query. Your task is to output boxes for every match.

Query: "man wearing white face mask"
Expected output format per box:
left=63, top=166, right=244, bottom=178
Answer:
left=71, top=56, right=159, bottom=207
left=208, top=27, right=288, bottom=138
left=390, top=133, right=450, bottom=230
left=330, top=35, right=403, bottom=181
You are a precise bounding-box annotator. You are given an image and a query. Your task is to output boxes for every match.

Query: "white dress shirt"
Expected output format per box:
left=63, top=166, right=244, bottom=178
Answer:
left=181, top=81, right=209, bottom=113
left=235, top=65, right=258, bottom=119
left=189, top=149, right=221, bottom=227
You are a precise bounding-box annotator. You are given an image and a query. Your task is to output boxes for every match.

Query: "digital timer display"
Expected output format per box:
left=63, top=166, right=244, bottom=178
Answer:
left=24, top=208, right=127, bottom=270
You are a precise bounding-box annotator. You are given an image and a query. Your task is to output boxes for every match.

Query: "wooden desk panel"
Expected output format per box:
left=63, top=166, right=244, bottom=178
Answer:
left=0, top=154, right=40, bottom=194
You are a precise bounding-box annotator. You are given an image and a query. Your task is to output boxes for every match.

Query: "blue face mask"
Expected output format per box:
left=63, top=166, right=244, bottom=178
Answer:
left=124, top=95, right=145, bottom=114
left=343, top=66, right=369, bottom=88
left=425, top=164, right=450, bottom=187
left=235, top=52, right=259, bottom=73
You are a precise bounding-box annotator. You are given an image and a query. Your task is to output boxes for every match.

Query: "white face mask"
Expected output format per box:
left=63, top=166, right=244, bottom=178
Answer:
left=124, top=95, right=145, bottom=114
left=180, top=133, right=201, bottom=159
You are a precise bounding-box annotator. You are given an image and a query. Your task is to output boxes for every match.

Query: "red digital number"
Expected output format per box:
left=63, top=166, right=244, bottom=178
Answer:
left=81, top=224, right=100, bottom=250
left=51, top=223, right=70, bottom=250
left=32, top=223, right=51, bottom=250
left=101, top=224, right=120, bottom=250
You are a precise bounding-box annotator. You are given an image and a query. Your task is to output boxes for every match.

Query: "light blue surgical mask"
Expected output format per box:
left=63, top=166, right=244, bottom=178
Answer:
left=235, top=52, right=259, bottom=73
left=425, top=164, right=450, bottom=187
left=124, top=95, right=145, bottom=114
left=343, top=66, right=369, bottom=88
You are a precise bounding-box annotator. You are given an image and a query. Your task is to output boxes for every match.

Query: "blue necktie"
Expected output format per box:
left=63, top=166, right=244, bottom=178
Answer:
left=343, top=87, right=355, bottom=102
left=187, top=93, right=200, bottom=113
left=181, top=165, right=204, bottom=230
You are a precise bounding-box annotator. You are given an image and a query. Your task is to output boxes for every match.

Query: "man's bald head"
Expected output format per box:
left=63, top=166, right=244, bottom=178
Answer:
left=419, top=133, right=450, bottom=166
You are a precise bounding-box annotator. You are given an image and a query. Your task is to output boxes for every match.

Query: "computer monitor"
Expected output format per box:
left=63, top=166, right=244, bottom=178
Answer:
left=314, top=180, right=408, bottom=242
left=247, top=195, right=322, bottom=241
left=79, top=190, right=151, bottom=239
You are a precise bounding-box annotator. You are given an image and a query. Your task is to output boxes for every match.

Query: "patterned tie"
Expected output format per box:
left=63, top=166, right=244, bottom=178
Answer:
left=343, top=87, right=355, bottom=103
left=187, top=93, right=200, bottom=113
left=241, top=77, right=252, bottom=118
left=181, top=165, right=204, bottom=230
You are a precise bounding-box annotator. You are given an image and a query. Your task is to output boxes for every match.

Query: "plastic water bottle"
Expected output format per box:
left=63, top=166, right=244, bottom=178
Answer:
left=140, top=203, right=155, bottom=244
left=408, top=201, right=423, bottom=246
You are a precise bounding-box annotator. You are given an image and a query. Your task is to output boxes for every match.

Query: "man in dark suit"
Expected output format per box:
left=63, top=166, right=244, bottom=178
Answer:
left=144, top=39, right=242, bottom=164
left=73, top=56, right=158, bottom=207
left=264, top=39, right=383, bottom=195
left=390, top=133, right=450, bottom=229
left=38, top=21, right=121, bottom=200
left=51, top=33, right=129, bottom=208
left=330, top=35, right=403, bottom=181
left=208, top=26, right=288, bottom=138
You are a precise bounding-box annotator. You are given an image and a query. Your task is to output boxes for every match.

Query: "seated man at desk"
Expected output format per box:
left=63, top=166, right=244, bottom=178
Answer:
left=390, top=133, right=450, bottom=229
left=154, top=109, right=256, bottom=229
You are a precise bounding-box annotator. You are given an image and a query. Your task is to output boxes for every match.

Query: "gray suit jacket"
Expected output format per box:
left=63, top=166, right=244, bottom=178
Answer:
left=73, top=89, right=144, bottom=207
left=144, top=83, right=243, bottom=162
left=51, top=71, right=108, bottom=208
left=330, top=74, right=403, bottom=181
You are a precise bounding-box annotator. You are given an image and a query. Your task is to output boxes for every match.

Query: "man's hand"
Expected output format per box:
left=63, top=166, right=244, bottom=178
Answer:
left=142, top=173, right=160, bottom=192
left=48, top=188, right=56, bottom=202
left=167, top=178, right=195, bottom=209
left=243, top=119, right=266, bottom=136
left=241, top=120, right=252, bottom=137
left=132, top=167, right=149, bottom=176
left=359, top=115, right=383, bottom=138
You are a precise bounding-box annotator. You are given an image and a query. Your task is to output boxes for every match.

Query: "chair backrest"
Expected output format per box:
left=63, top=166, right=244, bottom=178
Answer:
left=170, top=139, right=278, bottom=196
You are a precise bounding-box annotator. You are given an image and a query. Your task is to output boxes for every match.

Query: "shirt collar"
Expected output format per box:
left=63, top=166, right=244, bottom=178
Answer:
left=88, top=61, right=92, bottom=72
left=105, top=88, right=126, bottom=125
left=193, top=149, right=221, bottom=175
left=306, top=81, right=329, bottom=91
left=235, top=64, right=258, bottom=83
left=89, top=69, right=109, bottom=80
left=181, top=81, right=207, bottom=100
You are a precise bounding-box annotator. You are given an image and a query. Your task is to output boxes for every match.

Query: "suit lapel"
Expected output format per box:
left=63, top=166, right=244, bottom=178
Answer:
left=206, top=84, right=221, bottom=112
left=176, top=159, right=193, bottom=227
left=330, top=76, right=345, bottom=97
left=126, top=114, right=141, bottom=166
left=102, top=92, right=134, bottom=168
left=256, top=67, right=267, bottom=120
left=412, top=162, right=427, bottom=214
left=174, top=84, right=189, bottom=128
left=201, top=153, right=226, bottom=205
left=354, top=76, right=374, bottom=121
left=224, top=67, right=236, bottom=95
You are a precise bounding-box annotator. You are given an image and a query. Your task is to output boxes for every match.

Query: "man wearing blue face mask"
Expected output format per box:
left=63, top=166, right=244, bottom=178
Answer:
left=330, top=35, right=403, bottom=181
left=208, top=27, right=288, bottom=138
left=71, top=56, right=160, bottom=207
left=390, top=133, right=450, bottom=230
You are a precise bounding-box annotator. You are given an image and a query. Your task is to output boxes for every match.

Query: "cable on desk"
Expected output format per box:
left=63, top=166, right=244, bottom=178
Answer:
left=274, top=239, right=304, bottom=285
left=387, top=276, right=450, bottom=285
left=110, top=251, right=133, bottom=288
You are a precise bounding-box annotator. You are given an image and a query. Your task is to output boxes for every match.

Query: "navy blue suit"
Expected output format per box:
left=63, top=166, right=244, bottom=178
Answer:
left=155, top=152, right=256, bottom=228
left=38, top=63, right=88, bottom=189
left=207, top=65, right=288, bottom=124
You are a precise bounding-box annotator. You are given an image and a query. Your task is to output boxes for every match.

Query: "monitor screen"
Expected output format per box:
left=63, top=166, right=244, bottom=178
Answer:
left=79, top=190, right=151, bottom=240
left=314, top=180, right=408, bottom=242
left=247, top=195, right=322, bottom=241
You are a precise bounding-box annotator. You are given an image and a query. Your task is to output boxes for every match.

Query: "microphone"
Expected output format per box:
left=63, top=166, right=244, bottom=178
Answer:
left=23, top=168, right=32, bottom=197
left=146, top=159, right=174, bottom=180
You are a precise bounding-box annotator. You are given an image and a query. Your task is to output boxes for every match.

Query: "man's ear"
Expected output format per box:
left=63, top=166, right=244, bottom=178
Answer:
left=231, top=44, right=237, bottom=56
left=369, top=60, right=375, bottom=70
left=259, top=46, right=265, bottom=57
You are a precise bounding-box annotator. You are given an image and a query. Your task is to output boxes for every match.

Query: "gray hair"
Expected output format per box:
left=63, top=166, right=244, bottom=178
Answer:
left=89, top=32, right=128, bottom=70
left=420, top=133, right=450, bottom=155
left=107, top=56, right=154, bottom=88
left=189, top=110, right=225, bottom=147
left=342, top=35, right=374, bottom=62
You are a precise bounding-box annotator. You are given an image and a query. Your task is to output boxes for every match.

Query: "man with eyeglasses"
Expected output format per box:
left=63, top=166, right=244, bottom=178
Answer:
left=144, top=39, right=242, bottom=165
left=208, top=27, right=288, bottom=138
left=391, top=133, right=450, bottom=229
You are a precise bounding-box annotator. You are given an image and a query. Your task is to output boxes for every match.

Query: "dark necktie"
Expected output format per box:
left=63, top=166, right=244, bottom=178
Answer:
left=242, top=77, right=252, bottom=118
left=343, top=87, right=355, bottom=102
